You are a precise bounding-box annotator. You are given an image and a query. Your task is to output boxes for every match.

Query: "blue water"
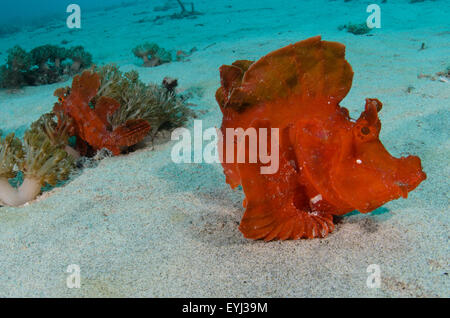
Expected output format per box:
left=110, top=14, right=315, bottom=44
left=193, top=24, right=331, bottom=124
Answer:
left=0, top=0, right=131, bottom=25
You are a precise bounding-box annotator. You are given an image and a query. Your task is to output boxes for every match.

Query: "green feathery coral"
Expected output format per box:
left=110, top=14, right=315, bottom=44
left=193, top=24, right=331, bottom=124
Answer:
left=68, top=45, right=93, bottom=72
left=0, top=44, right=93, bottom=88
left=0, top=133, right=23, bottom=179
left=339, top=22, right=372, bottom=35
left=0, top=118, right=74, bottom=206
left=0, top=46, right=33, bottom=88
left=30, top=45, right=68, bottom=69
left=19, top=129, right=74, bottom=187
left=29, top=112, right=72, bottom=148
left=132, top=42, right=172, bottom=67
left=6, top=45, right=33, bottom=71
left=95, top=64, right=193, bottom=134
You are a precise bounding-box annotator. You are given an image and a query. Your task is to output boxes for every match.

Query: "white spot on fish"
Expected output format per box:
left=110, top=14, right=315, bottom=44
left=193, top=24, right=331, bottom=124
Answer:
left=356, top=159, right=362, bottom=164
left=310, top=194, right=322, bottom=204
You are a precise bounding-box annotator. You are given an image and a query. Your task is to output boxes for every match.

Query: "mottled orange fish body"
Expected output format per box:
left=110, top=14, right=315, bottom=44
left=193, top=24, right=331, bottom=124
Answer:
left=216, top=36, right=426, bottom=241
left=55, top=71, right=151, bottom=155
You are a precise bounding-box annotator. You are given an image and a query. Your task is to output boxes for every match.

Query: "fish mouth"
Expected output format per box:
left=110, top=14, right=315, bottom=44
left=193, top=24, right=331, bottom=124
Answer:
left=395, top=155, right=427, bottom=198
left=396, top=182, right=410, bottom=198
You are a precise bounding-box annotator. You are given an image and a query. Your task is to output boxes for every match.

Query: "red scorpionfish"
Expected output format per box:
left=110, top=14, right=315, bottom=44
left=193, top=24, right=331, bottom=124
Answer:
left=54, top=70, right=151, bottom=155
left=216, top=36, right=426, bottom=241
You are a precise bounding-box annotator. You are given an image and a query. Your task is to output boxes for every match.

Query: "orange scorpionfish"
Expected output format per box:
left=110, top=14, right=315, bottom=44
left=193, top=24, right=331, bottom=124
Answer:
left=54, top=70, right=151, bottom=155
left=216, top=36, right=426, bottom=241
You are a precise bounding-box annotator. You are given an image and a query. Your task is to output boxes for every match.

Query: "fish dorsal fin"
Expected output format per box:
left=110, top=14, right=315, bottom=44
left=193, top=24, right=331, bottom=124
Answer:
left=217, top=60, right=254, bottom=109
left=70, top=70, right=101, bottom=105
left=221, top=36, right=354, bottom=112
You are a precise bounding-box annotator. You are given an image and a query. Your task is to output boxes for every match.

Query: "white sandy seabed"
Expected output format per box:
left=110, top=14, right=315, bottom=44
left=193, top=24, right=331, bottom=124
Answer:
left=0, top=0, right=448, bottom=297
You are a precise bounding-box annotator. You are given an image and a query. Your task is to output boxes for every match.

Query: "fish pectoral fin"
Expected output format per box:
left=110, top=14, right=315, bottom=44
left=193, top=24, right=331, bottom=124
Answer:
left=112, top=119, right=151, bottom=148
left=239, top=204, right=334, bottom=241
left=95, top=96, right=120, bottom=125
left=235, top=120, right=335, bottom=241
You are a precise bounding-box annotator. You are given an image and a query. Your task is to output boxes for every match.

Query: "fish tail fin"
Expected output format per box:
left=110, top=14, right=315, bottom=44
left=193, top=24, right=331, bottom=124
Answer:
left=112, top=119, right=151, bottom=148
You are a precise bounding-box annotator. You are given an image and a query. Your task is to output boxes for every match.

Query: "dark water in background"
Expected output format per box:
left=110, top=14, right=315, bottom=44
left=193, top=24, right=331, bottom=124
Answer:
left=0, top=0, right=139, bottom=26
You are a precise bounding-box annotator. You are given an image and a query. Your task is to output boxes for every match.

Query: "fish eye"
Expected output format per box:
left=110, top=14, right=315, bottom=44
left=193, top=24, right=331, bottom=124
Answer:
left=361, top=126, right=370, bottom=135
